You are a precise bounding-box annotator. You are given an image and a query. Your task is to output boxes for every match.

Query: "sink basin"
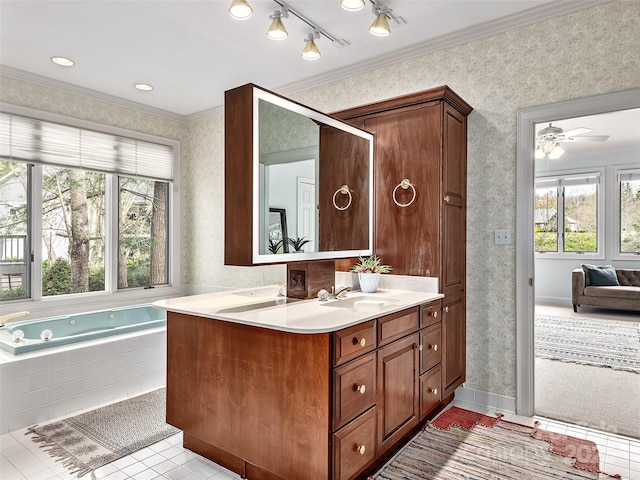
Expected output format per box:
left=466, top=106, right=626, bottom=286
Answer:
left=218, top=297, right=303, bottom=313
left=232, top=288, right=279, bottom=298
left=320, top=296, right=400, bottom=312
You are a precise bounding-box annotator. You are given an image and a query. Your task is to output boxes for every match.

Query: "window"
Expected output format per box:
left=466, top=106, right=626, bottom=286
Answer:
left=618, top=169, right=640, bottom=255
left=535, top=172, right=601, bottom=256
left=0, top=108, right=179, bottom=310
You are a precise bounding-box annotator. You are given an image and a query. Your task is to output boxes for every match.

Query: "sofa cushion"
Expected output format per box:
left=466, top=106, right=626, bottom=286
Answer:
left=617, top=269, right=640, bottom=287
left=582, top=264, right=620, bottom=286
left=583, top=285, right=640, bottom=299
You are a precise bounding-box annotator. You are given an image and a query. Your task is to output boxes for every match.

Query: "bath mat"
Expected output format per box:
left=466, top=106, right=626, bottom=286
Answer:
left=373, top=406, right=620, bottom=479
left=26, top=388, right=179, bottom=479
left=535, top=315, right=640, bottom=373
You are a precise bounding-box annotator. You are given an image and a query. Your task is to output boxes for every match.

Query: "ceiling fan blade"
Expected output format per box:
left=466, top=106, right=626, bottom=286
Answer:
left=561, top=135, right=610, bottom=142
left=562, top=127, right=592, bottom=137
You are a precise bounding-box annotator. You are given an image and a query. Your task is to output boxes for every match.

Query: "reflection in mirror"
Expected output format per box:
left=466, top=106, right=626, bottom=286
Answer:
left=268, top=207, right=289, bottom=254
left=254, top=86, right=373, bottom=262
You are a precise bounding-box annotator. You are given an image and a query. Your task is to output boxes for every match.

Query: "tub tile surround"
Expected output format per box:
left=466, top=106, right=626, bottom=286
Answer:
left=0, top=328, right=166, bottom=434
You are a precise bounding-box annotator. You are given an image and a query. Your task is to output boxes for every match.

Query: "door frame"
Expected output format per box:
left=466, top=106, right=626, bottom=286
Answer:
left=515, top=88, right=640, bottom=416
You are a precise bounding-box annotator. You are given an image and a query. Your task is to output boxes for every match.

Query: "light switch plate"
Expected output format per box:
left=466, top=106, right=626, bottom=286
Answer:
left=494, top=229, right=512, bottom=245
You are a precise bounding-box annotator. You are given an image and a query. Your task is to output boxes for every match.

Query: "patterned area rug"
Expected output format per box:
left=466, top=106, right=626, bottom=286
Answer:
left=374, top=406, right=619, bottom=479
left=27, top=388, right=179, bottom=479
left=535, top=315, right=640, bottom=373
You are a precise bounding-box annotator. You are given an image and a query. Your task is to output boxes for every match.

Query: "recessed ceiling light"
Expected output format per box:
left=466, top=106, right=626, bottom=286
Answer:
left=134, top=83, right=153, bottom=91
left=51, top=57, right=74, bottom=67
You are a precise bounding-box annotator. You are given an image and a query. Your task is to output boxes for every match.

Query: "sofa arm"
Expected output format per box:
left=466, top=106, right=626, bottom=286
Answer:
left=572, top=268, right=585, bottom=305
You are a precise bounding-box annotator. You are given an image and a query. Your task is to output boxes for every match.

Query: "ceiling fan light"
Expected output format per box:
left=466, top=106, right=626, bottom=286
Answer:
left=229, top=0, right=253, bottom=20
left=534, top=147, right=545, bottom=160
left=549, top=143, right=564, bottom=159
left=301, top=37, right=321, bottom=60
left=369, top=12, right=391, bottom=36
left=341, top=0, right=365, bottom=11
left=267, top=15, right=288, bottom=40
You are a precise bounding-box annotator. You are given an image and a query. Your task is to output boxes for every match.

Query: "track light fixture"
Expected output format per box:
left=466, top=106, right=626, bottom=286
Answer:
left=340, top=0, right=365, bottom=12
left=228, top=0, right=253, bottom=20
left=302, top=32, right=321, bottom=60
left=369, top=9, right=390, bottom=36
left=267, top=9, right=289, bottom=40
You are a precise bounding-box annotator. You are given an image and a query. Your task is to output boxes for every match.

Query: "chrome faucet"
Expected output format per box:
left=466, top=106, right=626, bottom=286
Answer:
left=330, top=286, right=351, bottom=299
left=0, top=311, right=29, bottom=328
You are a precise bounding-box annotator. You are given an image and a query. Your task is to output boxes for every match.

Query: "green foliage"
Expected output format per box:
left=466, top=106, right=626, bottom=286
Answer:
left=0, top=287, right=26, bottom=300
left=268, top=238, right=283, bottom=254
left=287, top=236, right=310, bottom=252
left=89, top=267, right=105, bottom=291
left=42, top=258, right=71, bottom=296
left=350, top=255, right=393, bottom=273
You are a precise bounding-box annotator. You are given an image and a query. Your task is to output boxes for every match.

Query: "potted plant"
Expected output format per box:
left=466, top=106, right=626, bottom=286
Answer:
left=350, top=255, right=392, bottom=293
left=287, top=236, right=311, bottom=253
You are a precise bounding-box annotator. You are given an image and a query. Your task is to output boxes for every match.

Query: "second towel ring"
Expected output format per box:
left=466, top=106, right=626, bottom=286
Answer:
left=333, top=185, right=353, bottom=211
left=392, top=179, right=417, bottom=207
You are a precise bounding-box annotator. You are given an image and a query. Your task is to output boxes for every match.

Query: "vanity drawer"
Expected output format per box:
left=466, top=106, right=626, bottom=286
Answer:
left=333, top=408, right=376, bottom=480
left=378, top=307, right=419, bottom=346
left=333, top=353, right=376, bottom=431
left=334, top=320, right=376, bottom=366
left=420, top=365, right=442, bottom=419
left=420, top=323, right=441, bottom=374
left=421, top=300, right=442, bottom=328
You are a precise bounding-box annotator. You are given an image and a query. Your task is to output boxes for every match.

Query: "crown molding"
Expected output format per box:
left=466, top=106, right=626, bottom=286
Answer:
left=0, top=65, right=186, bottom=123
left=3, top=0, right=609, bottom=123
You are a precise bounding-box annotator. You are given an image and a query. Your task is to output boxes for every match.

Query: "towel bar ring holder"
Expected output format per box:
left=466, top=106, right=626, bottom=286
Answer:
left=332, top=185, right=353, bottom=211
left=392, top=179, right=416, bottom=207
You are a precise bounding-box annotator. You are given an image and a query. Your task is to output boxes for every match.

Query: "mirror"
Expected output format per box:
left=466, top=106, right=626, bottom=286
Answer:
left=244, top=86, right=373, bottom=264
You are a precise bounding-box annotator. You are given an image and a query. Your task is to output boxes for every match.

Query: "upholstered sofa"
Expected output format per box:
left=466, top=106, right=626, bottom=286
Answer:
left=572, top=266, right=640, bottom=312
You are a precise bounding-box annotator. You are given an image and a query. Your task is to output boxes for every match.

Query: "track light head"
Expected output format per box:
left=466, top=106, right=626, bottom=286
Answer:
left=369, top=10, right=391, bottom=36
left=229, top=0, right=253, bottom=20
left=302, top=32, right=321, bottom=60
left=267, top=10, right=288, bottom=40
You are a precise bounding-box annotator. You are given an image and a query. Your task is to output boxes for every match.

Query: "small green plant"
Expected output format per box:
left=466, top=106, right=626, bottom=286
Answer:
left=350, top=255, right=392, bottom=274
left=287, top=236, right=310, bottom=252
left=268, top=238, right=283, bottom=254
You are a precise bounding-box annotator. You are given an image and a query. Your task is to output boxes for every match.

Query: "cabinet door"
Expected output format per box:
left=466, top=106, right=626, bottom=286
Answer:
left=376, top=333, right=419, bottom=455
left=364, top=104, right=441, bottom=277
left=441, top=104, right=467, bottom=295
left=442, top=292, right=466, bottom=397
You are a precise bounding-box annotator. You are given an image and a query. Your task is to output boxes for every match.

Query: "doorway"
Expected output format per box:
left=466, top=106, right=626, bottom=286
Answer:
left=515, top=88, right=640, bottom=420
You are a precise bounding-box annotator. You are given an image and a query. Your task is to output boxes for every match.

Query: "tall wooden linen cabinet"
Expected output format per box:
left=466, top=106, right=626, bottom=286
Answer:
left=333, top=86, right=473, bottom=398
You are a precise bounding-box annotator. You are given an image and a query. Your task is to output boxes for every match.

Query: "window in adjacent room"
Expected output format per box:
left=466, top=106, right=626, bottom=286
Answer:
left=618, top=169, right=640, bottom=255
left=534, top=171, right=601, bottom=256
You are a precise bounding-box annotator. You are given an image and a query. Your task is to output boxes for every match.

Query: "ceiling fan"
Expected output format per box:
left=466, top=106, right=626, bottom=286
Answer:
left=535, top=123, right=610, bottom=159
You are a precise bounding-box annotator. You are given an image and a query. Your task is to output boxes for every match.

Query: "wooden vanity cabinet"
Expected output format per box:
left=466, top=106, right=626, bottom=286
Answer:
left=333, top=87, right=472, bottom=398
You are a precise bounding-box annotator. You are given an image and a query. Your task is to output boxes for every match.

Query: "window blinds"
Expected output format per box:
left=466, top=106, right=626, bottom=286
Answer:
left=535, top=172, right=600, bottom=187
left=0, top=112, right=173, bottom=180
left=618, top=170, right=640, bottom=182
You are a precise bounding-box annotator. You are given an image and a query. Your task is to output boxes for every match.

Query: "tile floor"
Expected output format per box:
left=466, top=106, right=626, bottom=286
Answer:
left=1, top=399, right=639, bottom=479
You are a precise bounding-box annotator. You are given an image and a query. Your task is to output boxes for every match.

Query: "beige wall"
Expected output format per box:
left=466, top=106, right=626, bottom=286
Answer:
left=2, top=0, right=639, bottom=398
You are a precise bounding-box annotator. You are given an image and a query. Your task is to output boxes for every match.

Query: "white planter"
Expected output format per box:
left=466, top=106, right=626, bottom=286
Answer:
left=358, top=272, right=380, bottom=293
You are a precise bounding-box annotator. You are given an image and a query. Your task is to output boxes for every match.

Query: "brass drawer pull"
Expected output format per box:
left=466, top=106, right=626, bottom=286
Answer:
left=353, top=337, right=366, bottom=347
left=444, top=195, right=450, bottom=203
left=418, top=344, right=423, bottom=351
left=430, top=344, right=438, bottom=351
left=356, top=384, right=366, bottom=394
left=445, top=306, right=449, bottom=313
left=429, top=387, right=438, bottom=396
left=357, top=444, right=366, bottom=455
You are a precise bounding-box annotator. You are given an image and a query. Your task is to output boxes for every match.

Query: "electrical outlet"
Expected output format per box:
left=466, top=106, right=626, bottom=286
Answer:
left=494, top=229, right=512, bottom=245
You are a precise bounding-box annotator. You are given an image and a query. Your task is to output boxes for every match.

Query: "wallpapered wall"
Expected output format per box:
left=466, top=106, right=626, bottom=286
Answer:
left=2, top=1, right=639, bottom=399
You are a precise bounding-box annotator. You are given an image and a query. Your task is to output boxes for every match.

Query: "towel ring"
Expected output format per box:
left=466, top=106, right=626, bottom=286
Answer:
left=333, top=185, right=352, bottom=211
left=392, top=179, right=416, bottom=207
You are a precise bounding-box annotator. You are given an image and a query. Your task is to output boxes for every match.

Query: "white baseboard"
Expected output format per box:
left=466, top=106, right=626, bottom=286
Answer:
left=534, top=296, right=571, bottom=306
left=455, top=385, right=516, bottom=413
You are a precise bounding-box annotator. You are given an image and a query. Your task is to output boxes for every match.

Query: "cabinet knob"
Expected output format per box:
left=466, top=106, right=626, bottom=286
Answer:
left=356, top=384, right=366, bottom=394
left=445, top=306, right=449, bottom=313
left=353, top=337, right=366, bottom=347
left=433, top=311, right=438, bottom=318
left=418, top=344, right=423, bottom=351
left=357, top=444, right=366, bottom=455
left=430, top=344, right=438, bottom=352
left=429, top=387, right=438, bottom=396
left=444, top=195, right=450, bottom=203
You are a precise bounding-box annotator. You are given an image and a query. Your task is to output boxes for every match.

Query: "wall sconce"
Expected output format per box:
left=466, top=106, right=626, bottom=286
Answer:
left=267, top=9, right=289, bottom=40
left=228, top=0, right=253, bottom=20
left=302, top=32, right=321, bottom=60
left=341, top=0, right=365, bottom=12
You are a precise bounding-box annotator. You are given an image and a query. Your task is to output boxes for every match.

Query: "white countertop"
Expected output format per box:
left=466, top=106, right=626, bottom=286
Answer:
left=153, top=286, right=443, bottom=334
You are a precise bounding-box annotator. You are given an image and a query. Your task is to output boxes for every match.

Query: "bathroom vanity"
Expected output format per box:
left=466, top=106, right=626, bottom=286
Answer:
left=155, top=287, right=445, bottom=480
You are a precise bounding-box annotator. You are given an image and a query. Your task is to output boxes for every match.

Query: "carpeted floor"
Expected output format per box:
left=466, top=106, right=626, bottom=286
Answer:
left=26, top=388, right=179, bottom=479
left=375, top=406, right=616, bottom=479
